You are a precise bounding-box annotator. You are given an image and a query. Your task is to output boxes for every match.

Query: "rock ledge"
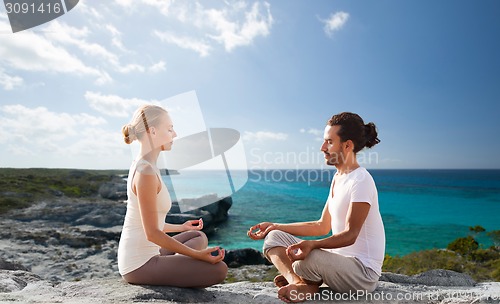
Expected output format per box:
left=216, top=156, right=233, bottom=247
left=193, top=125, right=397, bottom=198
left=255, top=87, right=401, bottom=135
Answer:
left=1, top=269, right=499, bottom=304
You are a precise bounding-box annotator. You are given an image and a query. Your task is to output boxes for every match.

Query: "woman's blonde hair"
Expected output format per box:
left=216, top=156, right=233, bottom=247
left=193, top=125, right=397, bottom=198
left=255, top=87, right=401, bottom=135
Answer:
left=122, top=104, right=168, bottom=144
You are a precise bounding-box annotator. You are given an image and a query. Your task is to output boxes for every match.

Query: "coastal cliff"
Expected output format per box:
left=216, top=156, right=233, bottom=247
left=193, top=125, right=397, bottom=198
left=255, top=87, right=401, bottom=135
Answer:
left=0, top=195, right=234, bottom=282
left=1, top=198, right=499, bottom=303
left=1, top=169, right=499, bottom=303
left=1, top=268, right=499, bottom=303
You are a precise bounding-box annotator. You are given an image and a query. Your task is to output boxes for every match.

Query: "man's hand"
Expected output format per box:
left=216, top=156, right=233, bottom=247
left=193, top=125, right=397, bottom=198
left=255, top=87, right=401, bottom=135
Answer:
left=247, top=222, right=276, bottom=240
left=286, top=240, right=314, bottom=261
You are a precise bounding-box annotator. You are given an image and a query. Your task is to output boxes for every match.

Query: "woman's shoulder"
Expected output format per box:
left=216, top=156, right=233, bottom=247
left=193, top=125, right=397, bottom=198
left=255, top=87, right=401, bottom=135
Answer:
left=135, top=159, right=158, bottom=176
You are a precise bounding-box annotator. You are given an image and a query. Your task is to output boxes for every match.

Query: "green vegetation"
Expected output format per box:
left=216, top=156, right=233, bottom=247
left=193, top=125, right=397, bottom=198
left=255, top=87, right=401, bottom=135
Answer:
left=447, top=236, right=478, bottom=256
left=383, top=226, right=500, bottom=282
left=488, top=230, right=500, bottom=247
left=0, top=168, right=126, bottom=214
left=470, top=225, right=486, bottom=233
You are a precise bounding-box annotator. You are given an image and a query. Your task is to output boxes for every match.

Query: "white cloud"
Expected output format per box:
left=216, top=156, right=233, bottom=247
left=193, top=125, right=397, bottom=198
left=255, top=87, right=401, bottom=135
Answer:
left=300, top=128, right=323, bottom=136
left=300, top=128, right=324, bottom=141
left=149, top=60, right=166, bottom=72
left=44, top=21, right=147, bottom=74
left=113, top=0, right=176, bottom=22
left=153, top=30, right=212, bottom=57
left=142, top=0, right=173, bottom=15
left=107, top=1, right=274, bottom=57
left=114, top=0, right=173, bottom=14
left=322, top=11, right=349, bottom=37
left=307, top=128, right=323, bottom=136
left=65, top=127, right=126, bottom=157
left=105, top=24, right=126, bottom=51
left=5, top=144, right=33, bottom=156
left=0, top=68, right=23, bottom=90
left=0, top=104, right=106, bottom=145
left=74, top=113, right=108, bottom=126
left=113, top=0, right=133, bottom=8
left=85, top=91, right=159, bottom=117
left=0, top=20, right=111, bottom=85
left=310, top=129, right=325, bottom=142
left=105, top=24, right=121, bottom=37
left=44, top=21, right=116, bottom=62
left=242, top=131, right=288, bottom=143
left=78, top=1, right=104, bottom=19
left=205, top=1, right=274, bottom=52
left=0, top=104, right=126, bottom=164
left=152, top=1, right=273, bottom=56
left=117, top=64, right=146, bottom=73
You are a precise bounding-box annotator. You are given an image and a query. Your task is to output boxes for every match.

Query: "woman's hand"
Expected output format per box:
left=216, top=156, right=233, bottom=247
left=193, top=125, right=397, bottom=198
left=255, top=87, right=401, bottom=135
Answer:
left=247, top=222, right=276, bottom=240
left=182, top=218, right=203, bottom=231
left=195, top=247, right=225, bottom=264
left=286, top=240, right=313, bottom=261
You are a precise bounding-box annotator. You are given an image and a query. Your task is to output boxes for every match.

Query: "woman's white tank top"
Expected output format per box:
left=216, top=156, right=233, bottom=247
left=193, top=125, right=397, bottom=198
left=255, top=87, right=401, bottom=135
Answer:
left=117, top=159, right=171, bottom=275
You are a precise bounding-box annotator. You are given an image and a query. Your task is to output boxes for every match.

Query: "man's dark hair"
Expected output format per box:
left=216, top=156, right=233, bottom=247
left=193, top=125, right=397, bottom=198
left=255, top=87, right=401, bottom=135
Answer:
left=327, top=112, right=380, bottom=153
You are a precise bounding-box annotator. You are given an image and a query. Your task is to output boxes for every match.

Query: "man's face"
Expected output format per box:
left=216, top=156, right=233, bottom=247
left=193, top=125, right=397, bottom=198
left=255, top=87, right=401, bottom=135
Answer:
left=320, top=125, right=344, bottom=166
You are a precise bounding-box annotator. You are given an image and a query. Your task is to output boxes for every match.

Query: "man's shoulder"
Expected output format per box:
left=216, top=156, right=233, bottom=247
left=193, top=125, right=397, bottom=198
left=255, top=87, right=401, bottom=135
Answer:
left=349, top=167, right=375, bottom=185
left=351, top=167, right=370, bottom=178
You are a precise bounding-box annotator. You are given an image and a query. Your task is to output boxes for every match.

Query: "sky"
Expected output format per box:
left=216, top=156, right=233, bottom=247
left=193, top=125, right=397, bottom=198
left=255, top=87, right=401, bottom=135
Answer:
left=0, top=0, right=499, bottom=170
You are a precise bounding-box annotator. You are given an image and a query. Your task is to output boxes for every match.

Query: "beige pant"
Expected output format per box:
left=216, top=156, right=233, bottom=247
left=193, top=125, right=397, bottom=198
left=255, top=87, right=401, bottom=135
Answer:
left=263, top=230, right=380, bottom=293
left=123, top=231, right=227, bottom=288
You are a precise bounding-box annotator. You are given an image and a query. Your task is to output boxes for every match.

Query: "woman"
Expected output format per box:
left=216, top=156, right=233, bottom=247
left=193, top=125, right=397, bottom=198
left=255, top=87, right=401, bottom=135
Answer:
left=117, top=104, right=227, bottom=287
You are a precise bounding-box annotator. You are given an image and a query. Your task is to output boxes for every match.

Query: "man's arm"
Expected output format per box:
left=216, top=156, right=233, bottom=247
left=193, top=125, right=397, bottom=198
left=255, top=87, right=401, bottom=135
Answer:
left=275, top=201, right=332, bottom=236
left=286, top=202, right=370, bottom=260
left=312, top=202, right=370, bottom=248
left=248, top=201, right=332, bottom=239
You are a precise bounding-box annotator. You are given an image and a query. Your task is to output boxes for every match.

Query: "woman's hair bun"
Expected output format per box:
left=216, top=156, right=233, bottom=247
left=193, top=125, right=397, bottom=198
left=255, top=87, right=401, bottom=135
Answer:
left=122, top=124, right=137, bottom=144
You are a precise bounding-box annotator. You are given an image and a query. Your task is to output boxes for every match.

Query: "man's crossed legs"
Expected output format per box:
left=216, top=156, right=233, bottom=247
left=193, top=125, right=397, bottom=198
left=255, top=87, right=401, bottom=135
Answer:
left=263, top=230, right=379, bottom=303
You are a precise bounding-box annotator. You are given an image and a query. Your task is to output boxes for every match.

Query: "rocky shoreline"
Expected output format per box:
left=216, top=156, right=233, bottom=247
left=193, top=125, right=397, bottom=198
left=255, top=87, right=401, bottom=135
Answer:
left=0, top=195, right=261, bottom=282
left=1, top=268, right=499, bottom=303
left=1, top=193, right=500, bottom=303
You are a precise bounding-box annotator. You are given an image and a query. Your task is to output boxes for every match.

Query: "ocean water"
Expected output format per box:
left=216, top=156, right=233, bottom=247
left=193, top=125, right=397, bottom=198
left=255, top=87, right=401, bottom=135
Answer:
left=164, top=169, right=500, bottom=256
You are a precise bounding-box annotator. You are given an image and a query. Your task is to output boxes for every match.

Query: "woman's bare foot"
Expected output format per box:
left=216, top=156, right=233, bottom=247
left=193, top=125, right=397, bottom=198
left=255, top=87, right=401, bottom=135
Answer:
left=274, top=275, right=288, bottom=287
left=277, top=283, right=319, bottom=303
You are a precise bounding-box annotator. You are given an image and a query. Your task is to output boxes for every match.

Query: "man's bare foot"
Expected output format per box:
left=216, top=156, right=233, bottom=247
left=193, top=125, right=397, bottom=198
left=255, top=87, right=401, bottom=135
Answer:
left=274, top=275, right=288, bottom=287
left=277, top=283, right=319, bottom=303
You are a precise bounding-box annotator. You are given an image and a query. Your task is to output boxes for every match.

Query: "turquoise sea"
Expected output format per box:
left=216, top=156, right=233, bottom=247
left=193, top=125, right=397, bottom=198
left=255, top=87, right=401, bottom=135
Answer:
left=164, top=169, right=500, bottom=256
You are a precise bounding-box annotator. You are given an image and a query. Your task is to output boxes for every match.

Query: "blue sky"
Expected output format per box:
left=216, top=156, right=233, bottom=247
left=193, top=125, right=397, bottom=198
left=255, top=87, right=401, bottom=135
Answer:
left=0, top=0, right=499, bottom=170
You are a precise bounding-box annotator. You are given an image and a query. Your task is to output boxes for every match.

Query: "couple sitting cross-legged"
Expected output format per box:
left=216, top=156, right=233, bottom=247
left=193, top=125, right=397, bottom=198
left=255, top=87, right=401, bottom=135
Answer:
left=117, top=105, right=385, bottom=303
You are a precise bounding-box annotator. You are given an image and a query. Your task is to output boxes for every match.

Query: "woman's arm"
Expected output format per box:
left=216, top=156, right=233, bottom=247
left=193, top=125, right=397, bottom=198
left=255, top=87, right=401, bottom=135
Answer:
left=162, top=219, right=203, bottom=233
left=134, top=168, right=222, bottom=263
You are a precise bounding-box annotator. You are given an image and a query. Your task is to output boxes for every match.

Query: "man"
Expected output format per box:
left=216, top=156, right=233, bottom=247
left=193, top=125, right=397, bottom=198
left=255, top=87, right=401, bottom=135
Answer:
left=248, top=112, right=385, bottom=303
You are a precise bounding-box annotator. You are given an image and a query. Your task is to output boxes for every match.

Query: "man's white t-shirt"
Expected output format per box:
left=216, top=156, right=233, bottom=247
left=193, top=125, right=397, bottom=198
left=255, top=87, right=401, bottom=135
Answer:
left=326, top=167, right=385, bottom=276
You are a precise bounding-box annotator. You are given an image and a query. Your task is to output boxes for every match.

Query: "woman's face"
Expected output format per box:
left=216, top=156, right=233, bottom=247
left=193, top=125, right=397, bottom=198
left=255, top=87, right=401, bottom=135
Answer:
left=154, top=113, right=177, bottom=151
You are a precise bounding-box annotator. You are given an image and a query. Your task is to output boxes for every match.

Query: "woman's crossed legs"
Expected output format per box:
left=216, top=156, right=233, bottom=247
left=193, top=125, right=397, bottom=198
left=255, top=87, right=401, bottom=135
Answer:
left=123, top=231, right=227, bottom=288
